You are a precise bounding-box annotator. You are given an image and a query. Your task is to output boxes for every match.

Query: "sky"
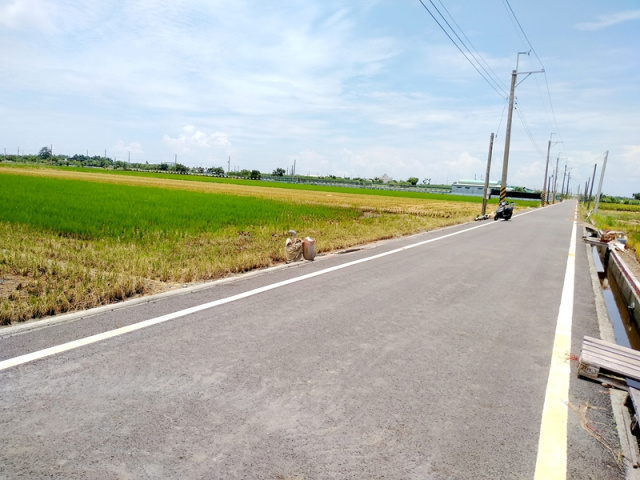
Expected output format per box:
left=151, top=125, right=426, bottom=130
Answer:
left=2, top=0, right=639, bottom=196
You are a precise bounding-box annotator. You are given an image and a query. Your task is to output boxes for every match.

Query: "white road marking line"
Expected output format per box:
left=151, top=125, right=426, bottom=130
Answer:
left=0, top=205, right=545, bottom=371
left=534, top=209, right=577, bottom=479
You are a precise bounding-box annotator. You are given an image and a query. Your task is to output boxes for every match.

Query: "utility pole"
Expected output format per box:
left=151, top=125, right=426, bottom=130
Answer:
left=500, top=61, right=518, bottom=203
left=552, top=156, right=559, bottom=204
left=586, top=164, right=598, bottom=210
left=500, top=52, right=544, bottom=203
left=541, top=136, right=553, bottom=206
left=228, top=156, right=230, bottom=175
left=566, top=172, right=571, bottom=199
left=583, top=180, right=589, bottom=204
left=481, top=133, right=494, bottom=217
left=560, top=164, right=567, bottom=201
left=593, top=150, right=609, bottom=214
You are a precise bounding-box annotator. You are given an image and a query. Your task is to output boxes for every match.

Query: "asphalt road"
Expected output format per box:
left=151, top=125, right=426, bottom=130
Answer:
left=0, top=200, right=625, bottom=479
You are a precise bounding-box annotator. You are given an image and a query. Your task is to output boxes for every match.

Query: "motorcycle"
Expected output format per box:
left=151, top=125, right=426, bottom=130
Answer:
left=494, top=201, right=514, bottom=221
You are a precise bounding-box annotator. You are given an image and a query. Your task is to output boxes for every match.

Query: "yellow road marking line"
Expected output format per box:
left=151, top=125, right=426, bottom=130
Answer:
left=534, top=209, right=577, bottom=479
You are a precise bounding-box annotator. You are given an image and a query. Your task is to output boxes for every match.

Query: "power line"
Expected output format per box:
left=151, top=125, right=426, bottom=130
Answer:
left=514, top=104, right=545, bottom=158
left=433, top=0, right=509, bottom=95
left=418, top=0, right=509, bottom=101
left=501, top=0, right=543, bottom=68
left=500, top=0, right=567, bottom=165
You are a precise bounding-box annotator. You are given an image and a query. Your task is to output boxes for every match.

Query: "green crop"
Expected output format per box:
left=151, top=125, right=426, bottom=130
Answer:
left=0, top=174, right=361, bottom=241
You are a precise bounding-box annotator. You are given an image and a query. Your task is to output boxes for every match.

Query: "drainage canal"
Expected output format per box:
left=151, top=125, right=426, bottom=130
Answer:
left=592, top=246, right=640, bottom=351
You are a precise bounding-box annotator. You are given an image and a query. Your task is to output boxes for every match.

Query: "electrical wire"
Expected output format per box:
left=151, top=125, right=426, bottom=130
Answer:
left=500, top=0, right=569, bottom=164
left=501, top=0, right=543, bottom=68
left=418, top=0, right=509, bottom=101
left=494, top=102, right=508, bottom=141
left=433, top=0, right=509, bottom=95
left=514, top=103, right=545, bottom=158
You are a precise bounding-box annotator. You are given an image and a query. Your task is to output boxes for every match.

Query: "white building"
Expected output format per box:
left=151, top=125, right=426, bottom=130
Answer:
left=451, top=179, right=501, bottom=196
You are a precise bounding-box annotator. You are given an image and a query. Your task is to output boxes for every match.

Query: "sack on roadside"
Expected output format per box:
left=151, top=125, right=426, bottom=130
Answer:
left=285, top=238, right=303, bottom=263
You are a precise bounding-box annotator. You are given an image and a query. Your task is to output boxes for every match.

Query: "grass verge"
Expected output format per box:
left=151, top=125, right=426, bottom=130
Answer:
left=587, top=202, right=640, bottom=260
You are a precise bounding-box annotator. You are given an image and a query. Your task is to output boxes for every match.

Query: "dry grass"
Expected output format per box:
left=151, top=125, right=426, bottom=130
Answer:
left=0, top=167, right=480, bottom=325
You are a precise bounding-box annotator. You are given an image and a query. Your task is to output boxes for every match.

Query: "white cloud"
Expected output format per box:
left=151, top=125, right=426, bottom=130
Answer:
left=162, top=126, right=232, bottom=164
left=2, top=0, right=639, bottom=195
left=575, top=10, right=640, bottom=31
left=112, top=141, right=143, bottom=161
left=444, top=152, right=483, bottom=180
left=0, top=0, right=56, bottom=32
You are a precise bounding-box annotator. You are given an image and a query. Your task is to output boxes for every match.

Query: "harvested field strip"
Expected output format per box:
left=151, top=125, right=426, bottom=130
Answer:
left=0, top=169, right=480, bottom=325
left=48, top=166, right=484, bottom=202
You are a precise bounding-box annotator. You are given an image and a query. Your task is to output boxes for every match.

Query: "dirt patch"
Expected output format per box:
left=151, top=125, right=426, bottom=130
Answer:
left=0, top=274, right=22, bottom=299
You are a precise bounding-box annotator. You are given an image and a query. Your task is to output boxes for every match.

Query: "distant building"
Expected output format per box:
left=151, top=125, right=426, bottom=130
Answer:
left=381, top=174, right=391, bottom=184
left=451, top=179, right=501, bottom=196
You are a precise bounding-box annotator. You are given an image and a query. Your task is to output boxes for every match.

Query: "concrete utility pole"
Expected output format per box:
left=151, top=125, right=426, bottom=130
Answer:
left=583, top=180, right=589, bottom=203
left=500, top=52, right=544, bottom=203
left=586, top=164, right=598, bottom=210
left=541, top=136, right=553, bottom=206
left=552, top=156, right=559, bottom=204
left=566, top=172, right=571, bottom=199
left=560, top=164, right=567, bottom=200
left=481, top=133, right=494, bottom=217
left=593, top=150, right=609, bottom=214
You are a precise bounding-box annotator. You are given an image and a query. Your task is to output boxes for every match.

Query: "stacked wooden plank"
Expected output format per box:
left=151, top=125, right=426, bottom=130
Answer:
left=578, top=336, right=640, bottom=390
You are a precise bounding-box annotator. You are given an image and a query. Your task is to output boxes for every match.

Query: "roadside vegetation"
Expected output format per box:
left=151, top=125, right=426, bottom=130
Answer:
left=0, top=167, right=514, bottom=325
left=587, top=202, right=640, bottom=260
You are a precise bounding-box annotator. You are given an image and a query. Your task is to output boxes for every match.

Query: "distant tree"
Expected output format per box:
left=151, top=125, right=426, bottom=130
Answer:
left=250, top=169, right=261, bottom=180
left=38, top=146, right=52, bottom=159
left=239, top=169, right=251, bottom=178
left=207, top=166, right=225, bottom=176
left=633, top=193, right=640, bottom=200
left=407, top=177, right=419, bottom=186
left=175, top=163, right=189, bottom=174
left=422, top=178, right=431, bottom=185
left=273, top=167, right=285, bottom=176
left=159, top=163, right=169, bottom=171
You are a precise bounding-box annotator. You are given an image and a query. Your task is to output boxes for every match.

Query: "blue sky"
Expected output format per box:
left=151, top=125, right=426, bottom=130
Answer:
left=2, top=0, right=639, bottom=196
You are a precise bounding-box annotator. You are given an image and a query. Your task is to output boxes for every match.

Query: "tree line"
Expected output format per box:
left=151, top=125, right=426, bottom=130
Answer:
left=3, top=146, right=431, bottom=186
